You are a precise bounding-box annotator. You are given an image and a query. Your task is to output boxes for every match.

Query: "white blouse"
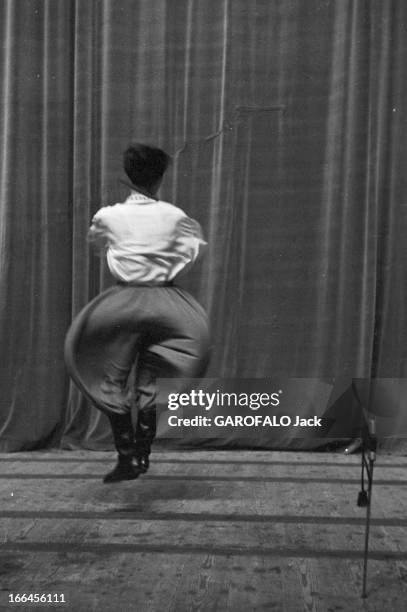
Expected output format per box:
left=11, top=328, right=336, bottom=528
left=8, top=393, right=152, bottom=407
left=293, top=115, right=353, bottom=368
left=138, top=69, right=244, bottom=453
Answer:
left=88, top=192, right=207, bottom=285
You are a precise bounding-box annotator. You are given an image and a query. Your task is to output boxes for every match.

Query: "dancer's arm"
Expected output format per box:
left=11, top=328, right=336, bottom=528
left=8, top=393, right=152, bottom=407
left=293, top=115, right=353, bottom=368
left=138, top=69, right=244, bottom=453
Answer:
left=87, top=215, right=109, bottom=253
left=173, top=215, right=207, bottom=275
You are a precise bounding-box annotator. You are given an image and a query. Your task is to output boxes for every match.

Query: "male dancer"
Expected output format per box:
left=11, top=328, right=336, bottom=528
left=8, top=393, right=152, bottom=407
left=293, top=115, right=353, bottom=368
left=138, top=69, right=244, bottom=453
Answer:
left=65, top=144, right=210, bottom=482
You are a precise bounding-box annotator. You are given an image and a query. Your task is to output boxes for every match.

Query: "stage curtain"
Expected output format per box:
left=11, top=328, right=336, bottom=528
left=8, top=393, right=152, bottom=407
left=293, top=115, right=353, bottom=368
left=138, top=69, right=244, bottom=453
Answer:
left=1, top=0, right=407, bottom=451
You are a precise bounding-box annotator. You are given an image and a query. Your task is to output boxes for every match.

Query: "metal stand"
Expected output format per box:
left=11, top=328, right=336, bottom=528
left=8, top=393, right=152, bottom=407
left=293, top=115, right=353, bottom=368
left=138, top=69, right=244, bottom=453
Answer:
left=357, top=415, right=377, bottom=599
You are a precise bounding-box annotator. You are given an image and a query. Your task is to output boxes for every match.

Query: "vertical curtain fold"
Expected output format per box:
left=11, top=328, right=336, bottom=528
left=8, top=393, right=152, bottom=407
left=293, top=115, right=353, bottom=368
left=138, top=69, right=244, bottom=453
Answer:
left=0, top=0, right=75, bottom=450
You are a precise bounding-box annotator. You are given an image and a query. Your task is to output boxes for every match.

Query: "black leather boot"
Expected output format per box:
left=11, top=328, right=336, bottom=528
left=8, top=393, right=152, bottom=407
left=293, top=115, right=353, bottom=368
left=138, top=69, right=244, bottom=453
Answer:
left=103, top=456, right=140, bottom=483
left=134, top=409, right=156, bottom=474
left=103, top=412, right=141, bottom=483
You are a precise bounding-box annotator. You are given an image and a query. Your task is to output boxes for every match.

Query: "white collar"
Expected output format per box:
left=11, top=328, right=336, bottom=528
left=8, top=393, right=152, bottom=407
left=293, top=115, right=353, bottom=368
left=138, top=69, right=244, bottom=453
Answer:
left=126, top=191, right=157, bottom=204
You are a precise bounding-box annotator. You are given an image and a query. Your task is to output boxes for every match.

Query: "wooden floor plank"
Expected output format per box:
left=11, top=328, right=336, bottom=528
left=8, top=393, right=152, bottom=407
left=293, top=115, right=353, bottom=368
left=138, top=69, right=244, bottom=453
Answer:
left=3, top=477, right=407, bottom=518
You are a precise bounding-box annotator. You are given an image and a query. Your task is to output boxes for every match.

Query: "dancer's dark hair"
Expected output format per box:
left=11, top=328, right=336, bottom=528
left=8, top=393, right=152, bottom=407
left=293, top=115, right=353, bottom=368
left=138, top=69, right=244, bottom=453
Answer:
left=123, top=143, right=170, bottom=191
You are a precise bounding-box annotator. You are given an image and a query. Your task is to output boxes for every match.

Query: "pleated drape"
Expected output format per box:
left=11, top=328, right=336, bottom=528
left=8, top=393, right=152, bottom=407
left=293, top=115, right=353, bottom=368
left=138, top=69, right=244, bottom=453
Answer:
left=0, top=0, right=74, bottom=450
left=1, top=0, right=407, bottom=451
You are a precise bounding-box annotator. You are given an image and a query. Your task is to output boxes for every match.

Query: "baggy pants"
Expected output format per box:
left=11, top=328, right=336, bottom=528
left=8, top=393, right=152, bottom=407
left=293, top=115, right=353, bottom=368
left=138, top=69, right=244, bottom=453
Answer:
left=64, top=284, right=210, bottom=457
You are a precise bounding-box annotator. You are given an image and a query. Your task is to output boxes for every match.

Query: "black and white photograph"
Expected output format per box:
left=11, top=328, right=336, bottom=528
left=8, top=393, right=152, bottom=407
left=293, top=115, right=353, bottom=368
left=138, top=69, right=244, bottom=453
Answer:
left=1, top=0, right=407, bottom=610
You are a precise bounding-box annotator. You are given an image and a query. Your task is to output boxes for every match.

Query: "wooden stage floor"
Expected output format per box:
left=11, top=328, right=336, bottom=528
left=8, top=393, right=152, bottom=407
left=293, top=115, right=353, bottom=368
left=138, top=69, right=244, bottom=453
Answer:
left=0, top=449, right=407, bottom=611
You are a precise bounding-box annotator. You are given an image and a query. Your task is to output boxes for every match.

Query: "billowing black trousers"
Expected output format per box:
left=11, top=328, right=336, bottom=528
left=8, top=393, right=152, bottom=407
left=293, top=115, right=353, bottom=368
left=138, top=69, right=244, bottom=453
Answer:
left=64, top=284, right=210, bottom=459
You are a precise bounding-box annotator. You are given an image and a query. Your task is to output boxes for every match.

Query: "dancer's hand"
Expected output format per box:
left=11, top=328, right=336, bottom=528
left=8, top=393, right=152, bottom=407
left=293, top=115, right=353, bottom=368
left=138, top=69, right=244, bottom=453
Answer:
left=87, top=216, right=108, bottom=251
